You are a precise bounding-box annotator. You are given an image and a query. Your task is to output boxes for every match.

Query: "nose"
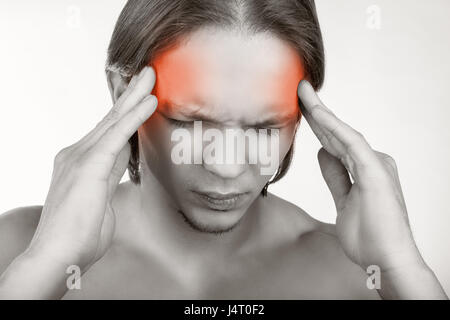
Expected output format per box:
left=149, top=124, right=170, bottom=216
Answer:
left=202, top=162, right=246, bottom=179
left=200, top=126, right=247, bottom=179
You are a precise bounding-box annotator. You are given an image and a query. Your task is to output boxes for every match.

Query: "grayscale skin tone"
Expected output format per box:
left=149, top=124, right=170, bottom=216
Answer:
left=0, top=29, right=447, bottom=299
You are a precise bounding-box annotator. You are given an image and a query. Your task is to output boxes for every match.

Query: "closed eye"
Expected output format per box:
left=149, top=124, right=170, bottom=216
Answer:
left=253, top=126, right=279, bottom=136
left=167, top=117, right=194, bottom=128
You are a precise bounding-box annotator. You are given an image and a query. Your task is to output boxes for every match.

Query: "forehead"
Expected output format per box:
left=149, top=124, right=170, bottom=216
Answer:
left=152, top=28, right=305, bottom=120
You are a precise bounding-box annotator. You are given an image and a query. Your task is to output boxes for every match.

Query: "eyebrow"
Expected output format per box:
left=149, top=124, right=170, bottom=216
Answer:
left=161, top=100, right=299, bottom=127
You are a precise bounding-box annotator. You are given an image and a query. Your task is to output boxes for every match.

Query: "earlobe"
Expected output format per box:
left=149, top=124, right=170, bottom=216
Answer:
left=106, top=70, right=128, bottom=104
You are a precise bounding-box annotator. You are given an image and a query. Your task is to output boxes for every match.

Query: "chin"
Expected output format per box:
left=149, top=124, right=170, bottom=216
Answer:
left=177, top=206, right=246, bottom=235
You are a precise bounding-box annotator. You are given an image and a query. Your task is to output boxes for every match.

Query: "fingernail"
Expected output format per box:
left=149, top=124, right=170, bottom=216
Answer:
left=143, top=94, right=157, bottom=105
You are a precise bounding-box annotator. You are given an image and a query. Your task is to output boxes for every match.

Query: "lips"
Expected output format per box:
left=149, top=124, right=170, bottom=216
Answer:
left=192, top=190, right=249, bottom=211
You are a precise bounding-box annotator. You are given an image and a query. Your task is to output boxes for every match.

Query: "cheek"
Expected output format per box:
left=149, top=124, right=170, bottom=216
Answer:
left=139, top=112, right=173, bottom=165
left=139, top=115, right=196, bottom=194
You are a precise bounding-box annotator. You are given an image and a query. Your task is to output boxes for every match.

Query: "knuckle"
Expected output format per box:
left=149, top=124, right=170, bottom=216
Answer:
left=103, top=108, right=121, bottom=123
left=310, top=105, right=323, bottom=118
left=353, top=130, right=365, bottom=143
left=383, top=153, right=395, bottom=162
left=345, top=139, right=361, bottom=155
left=54, top=147, right=72, bottom=165
left=375, top=150, right=396, bottom=163
left=383, top=154, right=397, bottom=171
left=347, top=131, right=366, bottom=152
left=71, top=154, right=87, bottom=172
left=94, top=118, right=107, bottom=130
left=329, top=121, right=342, bottom=136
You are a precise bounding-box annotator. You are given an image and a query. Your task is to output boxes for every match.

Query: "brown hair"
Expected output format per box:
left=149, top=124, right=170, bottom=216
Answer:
left=106, top=0, right=325, bottom=194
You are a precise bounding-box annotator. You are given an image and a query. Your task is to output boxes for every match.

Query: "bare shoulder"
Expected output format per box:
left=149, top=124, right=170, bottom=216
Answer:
left=262, top=193, right=380, bottom=299
left=260, top=192, right=334, bottom=236
left=0, top=206, right=42, bottom=272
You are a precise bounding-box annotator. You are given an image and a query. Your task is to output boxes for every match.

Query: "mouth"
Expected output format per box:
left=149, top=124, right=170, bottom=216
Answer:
left=191, top=190, right=249, bottom=211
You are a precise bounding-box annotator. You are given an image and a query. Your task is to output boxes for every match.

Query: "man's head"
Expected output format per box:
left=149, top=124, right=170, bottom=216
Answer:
left=106, top=0, right=324, bottom=233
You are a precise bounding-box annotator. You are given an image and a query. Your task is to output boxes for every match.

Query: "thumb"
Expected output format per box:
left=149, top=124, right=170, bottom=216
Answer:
left=317, top=147, right=351, bottom=211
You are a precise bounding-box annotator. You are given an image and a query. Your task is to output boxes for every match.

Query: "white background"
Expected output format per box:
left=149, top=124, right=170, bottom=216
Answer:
left=1, top=0, right=449, bottom=295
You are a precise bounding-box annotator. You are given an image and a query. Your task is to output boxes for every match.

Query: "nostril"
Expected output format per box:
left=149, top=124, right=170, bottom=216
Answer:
left=202, top=163, right=246, bottom=179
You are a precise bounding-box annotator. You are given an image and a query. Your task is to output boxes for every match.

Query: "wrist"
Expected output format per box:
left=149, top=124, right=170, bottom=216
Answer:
left=0, top=248, right=75, bottom=299
left=24, top=240, right=90, bottom=272
left=378, top=262, right=448, bottom=300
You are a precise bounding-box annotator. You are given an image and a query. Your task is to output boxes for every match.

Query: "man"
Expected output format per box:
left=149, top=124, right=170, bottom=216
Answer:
left=0, top=0, right=446, bottom=299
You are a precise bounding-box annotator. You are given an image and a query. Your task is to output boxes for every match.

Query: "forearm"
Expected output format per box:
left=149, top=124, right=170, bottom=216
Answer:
left=0, top=250, right=71, bottom=299
left=378, top=262, right=448, bottom=300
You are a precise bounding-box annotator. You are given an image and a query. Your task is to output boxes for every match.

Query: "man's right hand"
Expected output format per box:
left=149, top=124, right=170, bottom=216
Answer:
left=0, top=66, right=157, bottom=299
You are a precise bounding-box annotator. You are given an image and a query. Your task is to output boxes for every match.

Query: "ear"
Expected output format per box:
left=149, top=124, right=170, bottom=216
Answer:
left=106, top=70, right=128, bottom=104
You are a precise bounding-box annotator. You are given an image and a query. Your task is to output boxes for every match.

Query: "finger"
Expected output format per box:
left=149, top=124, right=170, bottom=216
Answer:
left=85, top=95, right=158, bottom=180
left=115, top=66, right=156, bottom=115
left=299, top=98, right=344, bottom=157
left=297, top=80, right=331, bottom=114
left=298, top=80, right=383, bottom=178
left=76, top=66, right=156, bottom=150
left=309, top=105, right=379, bottom=168
left=317, top=147, right=352, bottom=211
left=297, top=81, right=346, bottom=158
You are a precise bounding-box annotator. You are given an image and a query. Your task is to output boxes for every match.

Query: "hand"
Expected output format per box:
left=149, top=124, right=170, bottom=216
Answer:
left=297, top=80, right=427, bottom=272
left=26, top=66, right=157, bottom=272
left=297, top=80, right=448, bottom=299
left=297, top=80, right=449, bottom=299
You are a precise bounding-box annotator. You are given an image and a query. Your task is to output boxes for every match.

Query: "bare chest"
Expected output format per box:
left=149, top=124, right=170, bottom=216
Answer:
left=62, top=244, right=367, bottom=299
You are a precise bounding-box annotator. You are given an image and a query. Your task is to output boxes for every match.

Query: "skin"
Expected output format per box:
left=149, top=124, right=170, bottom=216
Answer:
left=0, top=28, right=447, bottom=299
left=140, top=27, right=302, bottom=234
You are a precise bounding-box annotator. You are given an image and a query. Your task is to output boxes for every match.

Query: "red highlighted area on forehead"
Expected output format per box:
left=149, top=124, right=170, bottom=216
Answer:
left=150, top=30, right=306, bottom=123
left=151, top=45, right=211, bottom=107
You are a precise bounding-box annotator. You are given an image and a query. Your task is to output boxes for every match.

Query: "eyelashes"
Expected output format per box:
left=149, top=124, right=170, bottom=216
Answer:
left=167, top=118, right=194, bottom=128
left=255, top=127, right=279, bottom=137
